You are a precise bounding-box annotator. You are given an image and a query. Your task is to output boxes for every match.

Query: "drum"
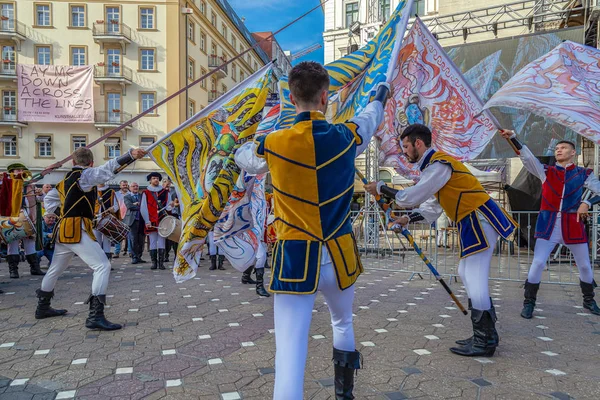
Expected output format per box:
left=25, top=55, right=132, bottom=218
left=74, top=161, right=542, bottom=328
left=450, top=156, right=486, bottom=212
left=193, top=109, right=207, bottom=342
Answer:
left=158, top=216, right=182, bottom=242
left=0, top=211, right=36, bottom=244
left=97, top=214, right=130, bottom=243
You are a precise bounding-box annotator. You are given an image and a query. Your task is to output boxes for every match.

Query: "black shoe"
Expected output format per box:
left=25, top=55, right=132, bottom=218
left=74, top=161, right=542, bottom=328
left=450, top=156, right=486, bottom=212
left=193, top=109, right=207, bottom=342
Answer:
left=241, top=266, right=257, bottom=284
left=581, top=280, right=600, bottom=315
left=255, top=268, right=270, bottom=297
left=113, top=253, right=120, bottom=259
left=158, top=249, right=166, bottom=270
left=7, top=255, right=20, bottom=279
left=138, top=258, right=148, bottom=263
left=218, top=255, right=226, bottom=270
left=26, top=254, right=45, bottom=276
left=450, top=308, right=498, bottom=357
left=35, top=289, right=68, bottom=319
left=521, top=280, right=540, bottom=319
left=84, top=295, right=122, bottom=331
left=131, top=260, right=140, bottom=265
left=333, top=348, right=361, bottom=399
left=150, top=250, right=158, bottom=270
left=455, top=299, right=500, bottom=346
left=209, top=255, right=217, bottom=271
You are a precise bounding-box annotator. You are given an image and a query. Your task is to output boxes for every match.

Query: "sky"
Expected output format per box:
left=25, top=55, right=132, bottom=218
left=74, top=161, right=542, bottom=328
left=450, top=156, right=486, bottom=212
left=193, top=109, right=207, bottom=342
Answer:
left=228, top=0, right=325, bottom=65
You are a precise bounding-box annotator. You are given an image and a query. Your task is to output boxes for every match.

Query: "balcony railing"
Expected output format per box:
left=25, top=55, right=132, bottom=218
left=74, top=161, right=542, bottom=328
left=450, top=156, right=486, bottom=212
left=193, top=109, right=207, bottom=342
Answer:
left=208, top=55, right=228, bottom=74
left=0, top=19, right=27, bottom=38
left=95, top=111, right=133, bottom=126
left=0, top=109, right=26, bottom=124
left=94, top=65, right=133, bottom=82
left=92, top=21, right=132, bottom=41
left=208, top=90, right=225, bottom=102
left=0, top=63, right=16, bottom=77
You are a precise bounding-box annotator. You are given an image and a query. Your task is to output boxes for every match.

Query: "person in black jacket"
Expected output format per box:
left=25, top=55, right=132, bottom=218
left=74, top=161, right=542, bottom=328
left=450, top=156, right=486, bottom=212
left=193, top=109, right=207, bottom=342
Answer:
left=123, top=182, right=147, bottom=264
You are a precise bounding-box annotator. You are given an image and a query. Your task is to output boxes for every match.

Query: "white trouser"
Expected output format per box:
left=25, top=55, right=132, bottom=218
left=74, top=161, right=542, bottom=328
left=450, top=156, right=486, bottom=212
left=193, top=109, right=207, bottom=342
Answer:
left=148, top=231, right=165, bottom=250
left=273, top=262, right=355, bottom=400
left=7, top=237, right=37, bottom=256
left=437, top=229, right=448, bottom=247
left=93, top=229, right=112, bottom=253
left=207, top=231, right=221, bottom=256
left=255, top=241, right=266, bottom=270
left=40, top=232, right=111, bottom=295
left=527, top=215, right=594, bottom=284
left=458, top=220, right=499, bottom=311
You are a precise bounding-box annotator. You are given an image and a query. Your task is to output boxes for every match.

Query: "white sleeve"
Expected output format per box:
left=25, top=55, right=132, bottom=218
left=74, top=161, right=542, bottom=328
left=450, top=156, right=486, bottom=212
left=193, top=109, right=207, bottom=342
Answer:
left=392, top=163, right=452, bottom=208
left=584, top=172, right=600, bottom=195
left=519, top=145, right=546, bottom=183
left=44, top=188, right=60, bottom=215
left=112, top=195, right=119, bottom=213
left=79, top=158, right=120, bottom=192
left=140, top=193, right=150, bottom=223
left=234, top=142, right=269, bottom=175
left=351, top=101, right=384, bottom=157
left=414, top=197, right=444, bottom=224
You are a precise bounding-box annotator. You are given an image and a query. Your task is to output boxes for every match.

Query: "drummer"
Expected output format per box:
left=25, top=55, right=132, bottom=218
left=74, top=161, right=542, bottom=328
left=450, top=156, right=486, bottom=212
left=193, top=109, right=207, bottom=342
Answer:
left=0, top=163, right=46, bottom=279
left=94, top=184, right=119, bottom=264
left=140, top=172, right=173, bottom=270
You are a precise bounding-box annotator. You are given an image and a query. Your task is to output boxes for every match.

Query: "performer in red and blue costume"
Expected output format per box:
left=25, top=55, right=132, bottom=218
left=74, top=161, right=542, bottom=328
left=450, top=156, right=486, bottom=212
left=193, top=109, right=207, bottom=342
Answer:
left=500, top=130, right=600, bottom=318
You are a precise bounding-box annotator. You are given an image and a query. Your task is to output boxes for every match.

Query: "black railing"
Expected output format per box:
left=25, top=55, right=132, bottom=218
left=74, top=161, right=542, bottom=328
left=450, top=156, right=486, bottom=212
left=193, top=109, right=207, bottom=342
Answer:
left=94, top=65, right=133, bottom=81
left=0, top=109, right=23, bottom=123
left=95, top=111, right=133, bottom=125
left=208, top=55, right=228, bottom=74
left=0, top=63, right=16, bottom=76
left=0, top=19, right=27, bottom=37
left=92, top=21, right=132, bottom=41
left=208, top=91, right=225, bottom=102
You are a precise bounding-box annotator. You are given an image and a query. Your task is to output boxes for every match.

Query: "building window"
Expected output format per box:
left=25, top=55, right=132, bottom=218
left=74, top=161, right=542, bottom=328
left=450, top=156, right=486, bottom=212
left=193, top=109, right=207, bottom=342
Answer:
left=211, top=43, right=217, bottom=56
left=247, top=53, right=251, bottom=64
left=200, top=1, right=206, bottom=15
left=200, top=32, right=207, bottom=52
left=35, top=135, right=52, bottom=157
left=254, top=61, right=258, bottom=71
left=71, top=47, right=86, bottom=66
left=210, top=76, right=217, bottom=91
left=379, top=169, right=392, bottom=183
left=188, top=58, right=195, bottom=80
left=36, top=46, right=51, bottom=65
left=240, top=70, right=245, bottom=81
left=140, top=7, right=155, bottom=29
left=188, top=21, right=195, bottom=42
left=412, top=0, right=426, bottom=16
left=346, top=2, right=359, bottom=28
left=35, top=4, right=51, bottom=27
left=221, top=84, right=227, bottom=94
left=380, top=0, right=391, bottom=20
left=105, top=137, right=121, bottom=159
left=231, top=63, right=237, bottom=82
left=188, top=100, right=196, bottom=117
left=2, top=90, right=16, bottom=121
left=231, top=35, right=236, bottom=49
left=211, top=11, right=217, bottom=26
left=140, top=92, right=156, bottom=113
left=140, top=48, right=156, bottom=71
left=1, top=45, right=16, bottom=74
left=200, top=68, right=207, bottom=88
left=72, top=135, right=87, bottom=151
left=70, top=5, right=85, bottom=27
left=139, top=136, right=156, bottom=150
left=1, top=135, right=16, bottom=157
left=221, top=23, right=227, bottom=38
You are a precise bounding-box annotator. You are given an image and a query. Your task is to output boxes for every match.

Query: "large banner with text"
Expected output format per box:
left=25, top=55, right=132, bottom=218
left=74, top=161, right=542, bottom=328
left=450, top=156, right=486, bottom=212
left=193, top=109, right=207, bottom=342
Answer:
left=17, top=65, right=94, bottom=123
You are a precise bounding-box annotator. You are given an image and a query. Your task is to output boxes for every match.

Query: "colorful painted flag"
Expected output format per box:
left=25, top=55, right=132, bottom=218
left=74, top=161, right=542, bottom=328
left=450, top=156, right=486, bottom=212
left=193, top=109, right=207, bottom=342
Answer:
left=376, top=18, right=498, bottom=177
left=150, top=64, right=273, bottom=282
left=484, top=41, right=600, bottom=143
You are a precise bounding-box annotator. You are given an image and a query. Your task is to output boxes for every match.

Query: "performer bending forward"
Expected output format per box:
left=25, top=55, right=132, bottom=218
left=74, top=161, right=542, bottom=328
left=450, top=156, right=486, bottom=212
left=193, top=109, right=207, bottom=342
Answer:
left=36, top=147, right=145, bottom=330
left=235, top=61, right=390, bottom=399
left=499, top=130, right=600, bottom=317
left=365, top=124, right=517, bottom=358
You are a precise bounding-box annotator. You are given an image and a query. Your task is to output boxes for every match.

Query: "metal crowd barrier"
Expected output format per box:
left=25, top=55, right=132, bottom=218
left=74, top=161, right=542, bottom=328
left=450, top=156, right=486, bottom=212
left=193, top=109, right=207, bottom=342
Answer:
left=351, top=210, right=600, bottom=286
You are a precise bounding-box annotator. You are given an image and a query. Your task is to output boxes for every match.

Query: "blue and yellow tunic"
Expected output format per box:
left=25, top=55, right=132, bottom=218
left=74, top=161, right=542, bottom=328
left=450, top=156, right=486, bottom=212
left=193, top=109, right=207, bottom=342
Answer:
left=255, top=111, right=364, bottom=294
left=421, top=151, right=517, bottom=258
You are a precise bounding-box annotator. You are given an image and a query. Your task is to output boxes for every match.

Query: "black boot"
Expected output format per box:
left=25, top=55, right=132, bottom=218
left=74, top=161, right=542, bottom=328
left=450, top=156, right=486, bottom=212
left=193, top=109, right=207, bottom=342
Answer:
left=455, top=299, right=499, bottom=346
left=450, top=308, right=498, bottom=357
left=521, top=280, right=540, bottom=319
left=150, top=250, right=158, bottom=270
left=455, top=299, right=473, bottom=345
left=35, top=289, right=67, bottom=319
left=84, top=295, right=122, bottom=330
left=27, top=254, right=45, bottom=276
left=209, top=255, right=217, bottom=270
left=581, top=280, right=600, bottom=315
left=255, top=268, right=270, bottom=297
left=158, top=249, right=166, bottom=270
left=7, top=255, right=19, bottom=279
left=333, top=348, right=361, bottom=399
left=218, top=255, right=226, bottom=270
left=241, top=266, right=256, bottom=284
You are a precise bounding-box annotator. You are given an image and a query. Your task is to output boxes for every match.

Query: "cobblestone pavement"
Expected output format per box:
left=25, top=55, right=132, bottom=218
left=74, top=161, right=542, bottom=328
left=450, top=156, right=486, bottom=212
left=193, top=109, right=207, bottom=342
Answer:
left=1, top=253, right=599, bottom=400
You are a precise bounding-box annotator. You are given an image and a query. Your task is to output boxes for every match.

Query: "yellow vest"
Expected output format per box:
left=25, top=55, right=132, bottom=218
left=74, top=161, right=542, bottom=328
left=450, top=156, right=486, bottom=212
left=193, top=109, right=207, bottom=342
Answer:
left=423, top=151, right=490, bottom=223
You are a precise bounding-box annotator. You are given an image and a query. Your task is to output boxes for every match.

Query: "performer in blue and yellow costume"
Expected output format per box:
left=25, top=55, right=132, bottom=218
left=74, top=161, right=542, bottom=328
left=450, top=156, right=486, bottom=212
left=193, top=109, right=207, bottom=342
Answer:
left=235, top=61, right=390, bottom=400
left=365, top=124, right=517, bottom=358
